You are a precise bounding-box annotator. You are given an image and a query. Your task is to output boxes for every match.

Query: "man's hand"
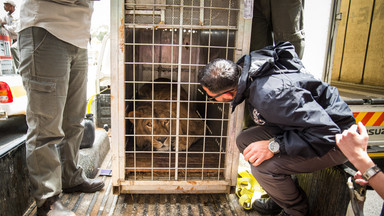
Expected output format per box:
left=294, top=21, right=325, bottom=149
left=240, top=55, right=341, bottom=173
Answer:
left=243, top=140, right=274, bottom=167
left=335, top=122, right=373, bottom=173
left=354, top=171, right=369, bottom=186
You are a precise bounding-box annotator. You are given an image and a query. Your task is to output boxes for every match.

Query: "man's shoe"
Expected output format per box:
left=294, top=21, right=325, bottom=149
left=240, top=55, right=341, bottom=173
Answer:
left=252, top=197, right=282, bottom=215
left=37, top=195, right=75, bottom=216
left=63, top=178, right=105, bottom=193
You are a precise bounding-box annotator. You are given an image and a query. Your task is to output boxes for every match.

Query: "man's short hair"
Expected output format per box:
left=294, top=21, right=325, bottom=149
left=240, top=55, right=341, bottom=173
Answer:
left=198, top=58, right=240, bottom=93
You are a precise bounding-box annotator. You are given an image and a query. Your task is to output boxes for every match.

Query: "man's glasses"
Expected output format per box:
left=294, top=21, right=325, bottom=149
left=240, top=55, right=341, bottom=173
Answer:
left=207, top=88, right=235, bottom=101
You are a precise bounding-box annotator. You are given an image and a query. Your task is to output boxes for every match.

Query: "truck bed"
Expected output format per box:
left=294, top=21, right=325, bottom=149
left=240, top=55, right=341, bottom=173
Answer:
left=19, top=130, right=382, bottom=216
left=23, top=151, right=254, bottom=216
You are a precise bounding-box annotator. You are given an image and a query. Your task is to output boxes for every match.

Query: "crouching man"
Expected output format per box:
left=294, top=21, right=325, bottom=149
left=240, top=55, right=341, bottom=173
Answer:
left=198, top=42, right=356, bottom=216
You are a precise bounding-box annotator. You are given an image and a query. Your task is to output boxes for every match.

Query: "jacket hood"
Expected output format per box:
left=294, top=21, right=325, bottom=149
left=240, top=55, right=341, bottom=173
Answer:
left=231, top=42, right=304, bottom=112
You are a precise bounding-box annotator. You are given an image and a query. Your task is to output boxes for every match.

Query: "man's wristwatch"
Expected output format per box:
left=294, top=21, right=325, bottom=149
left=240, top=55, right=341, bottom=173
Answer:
left=268, top=138, right=280, bottom=154
left=362, top=165, right=382, bottom=181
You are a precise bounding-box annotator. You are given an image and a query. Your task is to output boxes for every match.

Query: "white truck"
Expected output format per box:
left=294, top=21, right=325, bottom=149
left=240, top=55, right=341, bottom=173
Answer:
left=324, top=0, right=384, bottom=168
left=0, top=27, right=27, bottom=120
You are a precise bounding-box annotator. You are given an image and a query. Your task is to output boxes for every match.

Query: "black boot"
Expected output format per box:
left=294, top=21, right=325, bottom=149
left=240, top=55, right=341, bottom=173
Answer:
left=63, top=178, right=104, bottom=193
left=252, top=197, right=282, bottom=215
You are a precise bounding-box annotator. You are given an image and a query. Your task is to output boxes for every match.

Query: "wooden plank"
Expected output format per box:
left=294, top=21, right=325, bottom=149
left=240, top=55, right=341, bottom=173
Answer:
left=119, top=180, right=230, bottom=194
left=101, top=191, right=118, bottom=216
left=110, top=0, right=126, bottom=189
left=331, top=0, right=350, bottom=81
left=112, top=195, right=131, bottom=215
left=362, top=0, right=384, bottom=86
left=88, top=183, right=108, bottom=215
left=339, top=0, right=374, bottom=83
left=96, top=152, right=117, bottom=216
left=72, top=193, right=95, bottom=215
left=226, top=103, right=243, bottom=186
left=64, top=193, right=82, bottom=212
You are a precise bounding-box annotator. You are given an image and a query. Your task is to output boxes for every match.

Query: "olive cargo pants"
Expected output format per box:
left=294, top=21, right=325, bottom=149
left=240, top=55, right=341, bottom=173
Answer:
left=18, top=27, right=87, bottom=207
left=251, top=0, right=305, bottom=59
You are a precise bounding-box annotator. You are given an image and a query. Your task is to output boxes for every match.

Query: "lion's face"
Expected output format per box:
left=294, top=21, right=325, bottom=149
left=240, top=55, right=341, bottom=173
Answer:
left=127, top=80, right=204, bottom=151
left=128, top=102, right=174, bottom=151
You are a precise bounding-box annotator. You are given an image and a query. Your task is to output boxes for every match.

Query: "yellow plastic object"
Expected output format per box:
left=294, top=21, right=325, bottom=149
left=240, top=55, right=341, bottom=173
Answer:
left=86, top=87, right=110, bottom=114
left=87, top=95, right=95, bottom=114
left=236, top=170, right=268, bottom=210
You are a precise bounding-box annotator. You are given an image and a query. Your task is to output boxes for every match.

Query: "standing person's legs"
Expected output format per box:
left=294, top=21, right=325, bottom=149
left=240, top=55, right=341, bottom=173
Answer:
left=250, top=0, right=273, bottom=51
left=59, top=47, right=89, bottom=188
left=270, top=0, right=305, bottom=58
left=11, top=42, right=19, bottom=73
left=18, top=27, right=73, bottom=207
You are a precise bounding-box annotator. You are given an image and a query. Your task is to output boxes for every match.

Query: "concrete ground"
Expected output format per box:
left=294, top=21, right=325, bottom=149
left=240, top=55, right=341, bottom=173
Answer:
left=365, top=190, right=383, bottom=216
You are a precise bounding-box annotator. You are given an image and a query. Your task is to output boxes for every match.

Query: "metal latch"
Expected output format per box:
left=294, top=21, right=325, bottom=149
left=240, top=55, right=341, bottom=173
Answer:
left=336, top=13, right=342, bottom=21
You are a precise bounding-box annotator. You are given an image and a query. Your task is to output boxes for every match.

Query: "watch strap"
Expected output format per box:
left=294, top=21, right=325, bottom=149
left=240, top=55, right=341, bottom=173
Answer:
left=362, top=165, right=381, bottom=181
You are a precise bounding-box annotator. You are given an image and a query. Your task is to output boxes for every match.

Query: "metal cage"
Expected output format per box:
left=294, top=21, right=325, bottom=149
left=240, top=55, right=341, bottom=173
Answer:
left=111, top=0, right=252, bottom=194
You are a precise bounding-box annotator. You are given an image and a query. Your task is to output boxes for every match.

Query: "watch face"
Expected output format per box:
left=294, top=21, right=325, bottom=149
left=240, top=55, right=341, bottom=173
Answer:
left=269, top=140, right=280, bottom=153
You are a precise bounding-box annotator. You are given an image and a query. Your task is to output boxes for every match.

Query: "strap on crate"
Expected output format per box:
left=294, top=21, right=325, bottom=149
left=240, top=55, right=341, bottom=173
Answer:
left=236, top=170, right=268, bottom=210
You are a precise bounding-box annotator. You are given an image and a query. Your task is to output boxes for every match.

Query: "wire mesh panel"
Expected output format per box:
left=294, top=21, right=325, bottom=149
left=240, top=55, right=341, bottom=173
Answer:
left=112, top=0, right=252, bottom=194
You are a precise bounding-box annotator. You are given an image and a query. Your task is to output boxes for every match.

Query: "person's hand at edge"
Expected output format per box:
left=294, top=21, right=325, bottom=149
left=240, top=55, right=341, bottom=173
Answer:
left=335, top=122, right=373, bottom=173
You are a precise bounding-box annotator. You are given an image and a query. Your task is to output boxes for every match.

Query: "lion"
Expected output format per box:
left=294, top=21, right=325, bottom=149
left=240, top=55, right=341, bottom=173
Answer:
left=127, top=79, right=204, bottom=151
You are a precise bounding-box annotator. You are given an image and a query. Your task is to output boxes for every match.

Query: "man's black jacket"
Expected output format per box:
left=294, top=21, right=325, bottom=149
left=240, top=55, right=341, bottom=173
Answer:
left=232, top=41, right=356, bottom=158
